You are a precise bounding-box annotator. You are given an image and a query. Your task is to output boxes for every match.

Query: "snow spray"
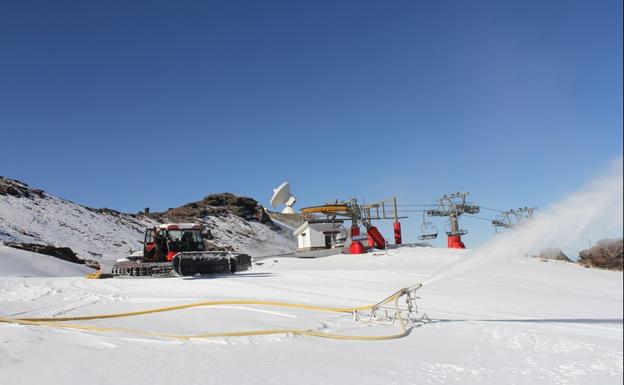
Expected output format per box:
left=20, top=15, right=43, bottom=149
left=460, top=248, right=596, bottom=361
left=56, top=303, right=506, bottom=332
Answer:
left=422, top=157, right=623, bottom=287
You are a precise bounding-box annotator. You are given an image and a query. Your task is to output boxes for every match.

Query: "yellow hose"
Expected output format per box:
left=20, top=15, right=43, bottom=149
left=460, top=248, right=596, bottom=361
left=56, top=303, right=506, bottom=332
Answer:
left=0, top=318, right=409, bottom=341
left=14, top=299, right=376, bottom=322
left=0, top=287, right=419, bottom=341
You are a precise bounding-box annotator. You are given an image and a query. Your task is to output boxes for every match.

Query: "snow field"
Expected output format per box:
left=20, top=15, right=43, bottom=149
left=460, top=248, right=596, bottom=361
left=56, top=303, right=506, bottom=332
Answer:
left=1, top=246, right=621, bottom=385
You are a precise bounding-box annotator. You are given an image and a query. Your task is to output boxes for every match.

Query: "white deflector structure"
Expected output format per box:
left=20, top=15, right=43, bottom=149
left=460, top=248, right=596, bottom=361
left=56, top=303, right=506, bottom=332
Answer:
left=271, top=182, right=297, bottom=214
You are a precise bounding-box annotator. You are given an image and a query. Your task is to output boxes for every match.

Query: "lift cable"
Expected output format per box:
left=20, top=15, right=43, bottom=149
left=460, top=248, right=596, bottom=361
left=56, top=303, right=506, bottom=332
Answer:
left=479, top=207, right=506, bottom=213
left=394, top=204, right=506, bottom=212
left=462, top=214, right=496, bottom=221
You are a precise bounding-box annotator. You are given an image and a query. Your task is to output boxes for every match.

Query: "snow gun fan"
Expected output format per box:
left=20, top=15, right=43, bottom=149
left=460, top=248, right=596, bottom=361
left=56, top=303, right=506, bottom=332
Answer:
left=271, top=182, right=297, bottom=214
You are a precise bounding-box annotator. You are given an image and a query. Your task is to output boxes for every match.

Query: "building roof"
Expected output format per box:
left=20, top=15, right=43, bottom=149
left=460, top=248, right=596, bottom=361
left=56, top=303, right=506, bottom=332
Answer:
left=293, top=221, right=340, bottom=236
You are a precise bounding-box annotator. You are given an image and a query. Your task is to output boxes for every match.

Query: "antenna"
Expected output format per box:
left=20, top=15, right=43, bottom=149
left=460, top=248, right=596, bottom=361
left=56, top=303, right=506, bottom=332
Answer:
left=270, top=182, right=297, bottom=214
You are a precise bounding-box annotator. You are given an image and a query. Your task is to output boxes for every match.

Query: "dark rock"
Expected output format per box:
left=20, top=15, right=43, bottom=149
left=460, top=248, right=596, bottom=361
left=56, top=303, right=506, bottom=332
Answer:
left=87, top=207, right=123, bottom=216
left=256, top=208, right=272, bottom=223
left=202, top=229, right=214, bottom=240
left=0, top=177, right=46, bottom=199
left=201, top=193, right=263, bottom=221
left=578, top=238, right=623, bottom=271
left=3, top=241, right=85, bottom=264
left=84, top=259, right=101, bottom=270
left=533, top=247, right=571, bottom=262
left=149, top=192, right=272, bottom=224
left=204, top=241, right=235, bottom=252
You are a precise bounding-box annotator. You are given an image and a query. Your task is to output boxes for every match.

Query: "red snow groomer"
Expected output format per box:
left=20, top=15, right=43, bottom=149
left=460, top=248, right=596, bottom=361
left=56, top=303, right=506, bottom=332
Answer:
left=111, top=223, right=251, bottom=277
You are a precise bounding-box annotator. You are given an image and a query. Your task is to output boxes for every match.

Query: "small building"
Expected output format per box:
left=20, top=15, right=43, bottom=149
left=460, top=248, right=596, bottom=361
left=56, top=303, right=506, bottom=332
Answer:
left=293, top=221, right=343, bottom=251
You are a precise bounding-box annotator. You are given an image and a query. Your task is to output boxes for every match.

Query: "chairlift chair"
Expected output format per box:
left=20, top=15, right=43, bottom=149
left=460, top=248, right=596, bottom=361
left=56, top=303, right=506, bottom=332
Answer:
left=418, top=212, right=438, bottom=240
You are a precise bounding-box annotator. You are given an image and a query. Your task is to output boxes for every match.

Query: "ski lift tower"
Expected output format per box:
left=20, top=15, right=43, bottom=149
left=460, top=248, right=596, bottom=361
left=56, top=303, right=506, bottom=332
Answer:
left=492, top=207, right=537, bottom=232
left=492, top=211, right=513, bottom=232
left=427, top=192, right=480, bottom=249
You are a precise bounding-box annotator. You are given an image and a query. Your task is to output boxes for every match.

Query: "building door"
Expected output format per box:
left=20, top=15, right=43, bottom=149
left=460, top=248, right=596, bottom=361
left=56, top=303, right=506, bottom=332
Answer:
left=324, top=234, right=332, bottom=249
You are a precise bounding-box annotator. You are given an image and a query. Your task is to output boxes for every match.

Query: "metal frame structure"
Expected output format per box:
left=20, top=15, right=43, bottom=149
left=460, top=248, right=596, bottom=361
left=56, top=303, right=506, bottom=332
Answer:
left=360, top=198, right=407, bottom=222
left=299, top=197, right=407, bottom=251
left=492, top=207, right=537, bottom=232
left=426, top=192, right=480, bottom=236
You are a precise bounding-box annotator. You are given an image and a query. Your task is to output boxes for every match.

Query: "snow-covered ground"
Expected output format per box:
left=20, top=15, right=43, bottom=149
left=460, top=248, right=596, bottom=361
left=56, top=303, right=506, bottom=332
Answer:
left=0, top=244, right=93, bottom=277
left=1, top=246, right=621, bottom=385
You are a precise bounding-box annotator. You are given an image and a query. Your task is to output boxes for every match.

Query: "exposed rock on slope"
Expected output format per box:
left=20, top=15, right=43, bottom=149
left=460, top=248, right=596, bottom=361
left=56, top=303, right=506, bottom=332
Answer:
left=0, top=244, right=93, bottom=277
left=2, top=242, right=84, bottom=264
left=0, top=177, right=45, bottom=199
left=578, top=238, right=623, bottom=271
left=533, top=247, right=572, bottom=262
left=153, top=193, right=271, bottom=224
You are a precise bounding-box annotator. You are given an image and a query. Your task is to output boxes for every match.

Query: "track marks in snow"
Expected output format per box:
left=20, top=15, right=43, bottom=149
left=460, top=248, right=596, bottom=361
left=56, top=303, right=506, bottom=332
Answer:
left=479, top=324, right=623, bottom=380
left=0, top=278, right=57, bottom=303
left=0, top=277, right=162, bottom=318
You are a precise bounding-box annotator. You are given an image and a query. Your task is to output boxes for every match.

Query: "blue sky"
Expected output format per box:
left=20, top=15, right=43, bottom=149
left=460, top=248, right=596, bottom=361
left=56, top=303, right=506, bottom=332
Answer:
left=1, top=0, right=622, bottom=247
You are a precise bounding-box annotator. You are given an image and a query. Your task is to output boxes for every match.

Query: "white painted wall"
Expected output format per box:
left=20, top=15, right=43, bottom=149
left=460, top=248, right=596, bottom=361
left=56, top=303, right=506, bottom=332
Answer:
left=295, top=222, right=337, bottom=250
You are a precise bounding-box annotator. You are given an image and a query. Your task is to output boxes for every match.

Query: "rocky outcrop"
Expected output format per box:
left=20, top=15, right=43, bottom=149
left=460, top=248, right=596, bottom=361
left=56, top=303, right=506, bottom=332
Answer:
left=153, top=193, right=272, bottom=224
left=2, top=241, right=84, bottom=264
left=0, top=177, right=45, bottom=199
left=533, top=247, right=571, bottom=262
left=202, top=193, right=264, bottom=220
left=87, top=207, right=124, bottom=216
left=578, top=239, right=623, bottom=271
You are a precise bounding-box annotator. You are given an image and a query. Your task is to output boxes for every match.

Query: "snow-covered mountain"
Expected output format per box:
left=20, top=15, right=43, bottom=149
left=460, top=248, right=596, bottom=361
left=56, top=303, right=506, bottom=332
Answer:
left=0, top=177, right=295, bottom=263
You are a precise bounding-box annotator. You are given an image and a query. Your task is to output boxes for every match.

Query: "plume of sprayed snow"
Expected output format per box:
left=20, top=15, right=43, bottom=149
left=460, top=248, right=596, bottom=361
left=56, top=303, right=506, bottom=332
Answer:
left=422, top=157, right=623, bottom=287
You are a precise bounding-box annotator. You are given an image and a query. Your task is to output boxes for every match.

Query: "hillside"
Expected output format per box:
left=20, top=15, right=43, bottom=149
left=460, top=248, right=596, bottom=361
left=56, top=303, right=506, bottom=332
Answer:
left=0, top=177, right=295, bottom=265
